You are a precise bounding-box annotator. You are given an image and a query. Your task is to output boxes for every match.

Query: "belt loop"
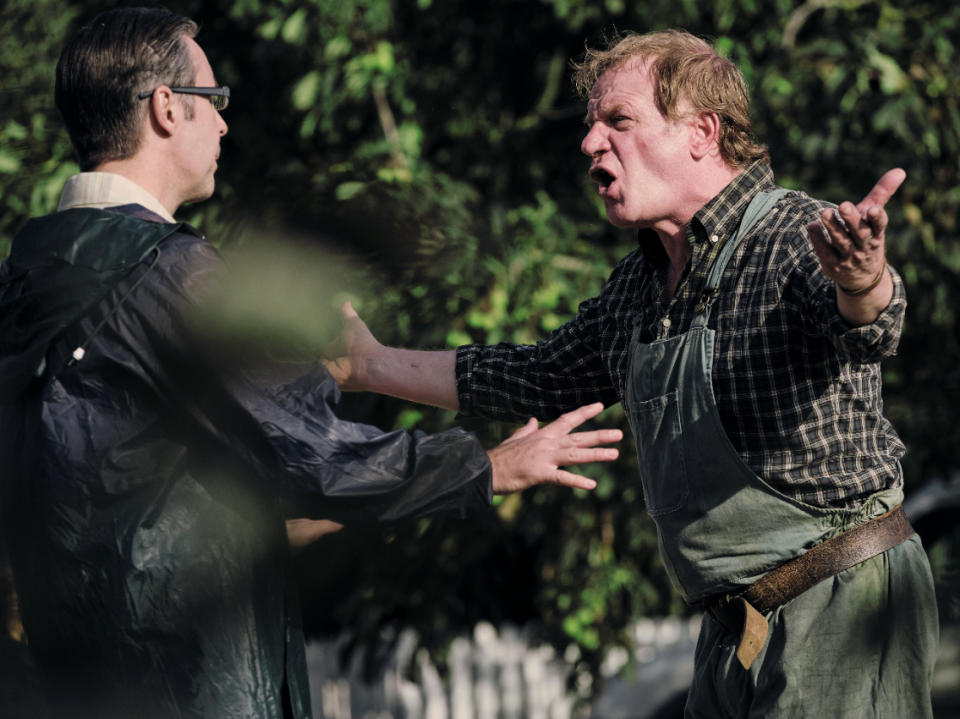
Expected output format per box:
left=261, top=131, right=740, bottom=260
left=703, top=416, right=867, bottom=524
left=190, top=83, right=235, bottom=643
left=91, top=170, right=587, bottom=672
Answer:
left=708, top=596, right=768, bottom=670
left=732, top=596, right=768, bottom=669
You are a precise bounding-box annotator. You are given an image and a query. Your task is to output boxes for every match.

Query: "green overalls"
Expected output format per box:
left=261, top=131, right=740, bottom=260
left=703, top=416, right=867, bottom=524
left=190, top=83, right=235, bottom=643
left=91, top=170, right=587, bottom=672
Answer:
left=624, top=191, right=939, bottom=718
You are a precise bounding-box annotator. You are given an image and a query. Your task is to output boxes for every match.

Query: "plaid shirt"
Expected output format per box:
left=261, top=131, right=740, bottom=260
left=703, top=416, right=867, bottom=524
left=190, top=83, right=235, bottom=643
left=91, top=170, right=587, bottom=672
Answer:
left=456, top=162, right=907, bottom=508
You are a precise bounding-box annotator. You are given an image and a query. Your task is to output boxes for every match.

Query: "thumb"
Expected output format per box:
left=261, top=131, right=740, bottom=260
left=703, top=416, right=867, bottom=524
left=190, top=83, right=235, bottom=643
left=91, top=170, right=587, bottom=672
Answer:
left=509, top=417, right=539, bottom=440
left=340, top=300, right=359, bottom=321
left=857, top=168, right=906, bottom=212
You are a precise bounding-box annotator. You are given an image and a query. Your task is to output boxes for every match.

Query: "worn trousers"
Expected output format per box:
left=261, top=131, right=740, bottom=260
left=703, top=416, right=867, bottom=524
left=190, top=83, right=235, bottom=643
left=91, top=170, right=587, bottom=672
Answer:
left=686, top=535, right=939, bottom=718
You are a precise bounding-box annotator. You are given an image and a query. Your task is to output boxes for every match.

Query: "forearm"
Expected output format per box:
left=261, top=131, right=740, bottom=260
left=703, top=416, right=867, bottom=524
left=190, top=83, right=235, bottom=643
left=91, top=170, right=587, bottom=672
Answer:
left=456, top=339, right=618, bottom=424
left=364, top=346, right=460, bottom=411
left=324, top=302, right=460, bottom=409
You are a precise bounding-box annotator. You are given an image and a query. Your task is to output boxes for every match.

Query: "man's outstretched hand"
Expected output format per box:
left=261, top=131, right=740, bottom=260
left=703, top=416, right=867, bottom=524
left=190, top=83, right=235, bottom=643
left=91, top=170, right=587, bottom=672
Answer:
left=488, top=402, right=622, bottom=494
left=806, top=168, right=904, bottom=324
left=322, top=301, right=461, bottom=410
left=322, top=301, right=382, bottom=391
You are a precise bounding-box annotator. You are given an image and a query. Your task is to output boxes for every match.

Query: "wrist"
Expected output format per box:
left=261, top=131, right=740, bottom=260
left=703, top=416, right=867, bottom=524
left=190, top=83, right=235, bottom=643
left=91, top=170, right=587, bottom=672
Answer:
left=838, top=259, right=887, bottom=297
left=361, top=345, right=392, bottom=391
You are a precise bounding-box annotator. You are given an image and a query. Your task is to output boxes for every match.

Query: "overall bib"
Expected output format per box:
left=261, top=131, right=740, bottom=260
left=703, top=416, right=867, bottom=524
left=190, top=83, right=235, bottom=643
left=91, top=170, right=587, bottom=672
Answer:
left=624, top=191, right=938, bottom=718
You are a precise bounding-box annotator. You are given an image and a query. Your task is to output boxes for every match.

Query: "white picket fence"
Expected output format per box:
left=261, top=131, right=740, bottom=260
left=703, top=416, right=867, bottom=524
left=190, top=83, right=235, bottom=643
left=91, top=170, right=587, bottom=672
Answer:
left=305, top=617, right=700, bottom=719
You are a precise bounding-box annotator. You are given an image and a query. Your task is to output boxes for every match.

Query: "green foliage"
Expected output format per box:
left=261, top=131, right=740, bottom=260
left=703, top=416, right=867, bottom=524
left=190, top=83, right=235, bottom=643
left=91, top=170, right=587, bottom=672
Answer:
left=4, top=0, right=960, bottom=694
left=0, top=0, right=79, bottom=256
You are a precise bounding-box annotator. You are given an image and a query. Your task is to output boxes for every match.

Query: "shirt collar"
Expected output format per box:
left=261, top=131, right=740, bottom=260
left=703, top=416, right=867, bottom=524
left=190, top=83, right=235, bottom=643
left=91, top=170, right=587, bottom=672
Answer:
left=57, top=172, right=176, bottom=223
left=635, top=161, right=776, bottom=266
left=689, top=160, right=776, bottom=247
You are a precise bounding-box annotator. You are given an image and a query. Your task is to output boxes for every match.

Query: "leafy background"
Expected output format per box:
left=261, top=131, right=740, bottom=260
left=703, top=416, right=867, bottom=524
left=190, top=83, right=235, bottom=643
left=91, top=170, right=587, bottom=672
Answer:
left=2, top=0, right=958, bottom=694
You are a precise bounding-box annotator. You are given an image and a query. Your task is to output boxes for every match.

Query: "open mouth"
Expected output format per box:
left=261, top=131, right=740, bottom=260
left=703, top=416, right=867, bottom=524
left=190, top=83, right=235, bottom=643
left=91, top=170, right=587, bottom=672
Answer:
left=590, top=167, right=615, bottom=190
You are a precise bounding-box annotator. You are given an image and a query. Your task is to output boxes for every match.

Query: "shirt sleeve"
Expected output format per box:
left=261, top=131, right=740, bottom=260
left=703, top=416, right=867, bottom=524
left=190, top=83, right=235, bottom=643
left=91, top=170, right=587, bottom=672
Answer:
left=793, top=216, right=906, bottom=363
left=138, top=234, right=493, bottom=523
left=823, top=263, right=906, bottom=362
left=455, top=292, right=619, bottom=423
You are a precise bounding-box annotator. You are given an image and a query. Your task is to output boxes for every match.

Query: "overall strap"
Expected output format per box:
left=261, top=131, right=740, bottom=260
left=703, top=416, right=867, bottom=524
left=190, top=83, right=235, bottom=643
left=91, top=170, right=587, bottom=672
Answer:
left=694, top=188, right=791, bottom=325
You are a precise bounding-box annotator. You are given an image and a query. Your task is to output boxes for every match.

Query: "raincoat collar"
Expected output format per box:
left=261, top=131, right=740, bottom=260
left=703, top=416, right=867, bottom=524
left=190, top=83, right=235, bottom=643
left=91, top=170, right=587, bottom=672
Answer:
left=0, top=207, right=189, bottom=402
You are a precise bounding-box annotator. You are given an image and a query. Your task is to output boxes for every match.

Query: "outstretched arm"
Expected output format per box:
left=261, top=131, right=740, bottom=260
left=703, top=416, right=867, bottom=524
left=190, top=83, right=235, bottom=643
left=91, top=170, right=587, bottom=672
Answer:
left=806, top=168, right=905, bottom=326
left=323, top=301, right=459, bottom=410
left=284, top=402, right=622, bottom=540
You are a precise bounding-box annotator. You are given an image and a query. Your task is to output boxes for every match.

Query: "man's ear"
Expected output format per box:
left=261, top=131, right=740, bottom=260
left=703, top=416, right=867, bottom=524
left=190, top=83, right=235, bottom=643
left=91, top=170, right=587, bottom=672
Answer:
left=689, top=110, right=722, bottom=161
left=147, top=85, right=179, bottom=137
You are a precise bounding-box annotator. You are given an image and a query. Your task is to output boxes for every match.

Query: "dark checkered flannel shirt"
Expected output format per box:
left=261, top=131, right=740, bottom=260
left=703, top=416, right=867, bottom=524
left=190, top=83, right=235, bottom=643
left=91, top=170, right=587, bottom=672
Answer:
left=456, top=162, right=907, bottom=508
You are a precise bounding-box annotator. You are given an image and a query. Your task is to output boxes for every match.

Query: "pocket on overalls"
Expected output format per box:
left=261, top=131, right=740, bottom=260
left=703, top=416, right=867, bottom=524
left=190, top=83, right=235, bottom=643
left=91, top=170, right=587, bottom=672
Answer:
left=631, top=390, right=688, bottom=517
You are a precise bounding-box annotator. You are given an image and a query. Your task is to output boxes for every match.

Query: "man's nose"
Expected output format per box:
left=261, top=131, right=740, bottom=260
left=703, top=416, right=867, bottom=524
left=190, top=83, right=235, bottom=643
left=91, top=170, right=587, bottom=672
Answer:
left=218, top=112, right=228, bottom=136
left=581, top=124, right=607, bottom=157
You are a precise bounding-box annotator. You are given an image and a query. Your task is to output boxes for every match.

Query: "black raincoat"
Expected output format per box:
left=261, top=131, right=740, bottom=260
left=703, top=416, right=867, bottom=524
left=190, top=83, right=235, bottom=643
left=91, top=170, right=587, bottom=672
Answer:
left=0, top=205, right=492, bottom=718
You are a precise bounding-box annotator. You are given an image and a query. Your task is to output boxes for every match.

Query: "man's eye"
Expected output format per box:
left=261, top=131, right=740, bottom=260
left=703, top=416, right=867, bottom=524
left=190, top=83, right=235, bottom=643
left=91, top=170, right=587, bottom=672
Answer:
left=610, top=115, right=630, bottom=126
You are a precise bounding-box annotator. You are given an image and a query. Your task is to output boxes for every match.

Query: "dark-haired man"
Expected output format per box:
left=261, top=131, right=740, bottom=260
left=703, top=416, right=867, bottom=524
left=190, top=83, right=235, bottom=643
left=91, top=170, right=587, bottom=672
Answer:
left=0, top=8, right=621, bottom=718
left=328, top=29, right=939, bottom=718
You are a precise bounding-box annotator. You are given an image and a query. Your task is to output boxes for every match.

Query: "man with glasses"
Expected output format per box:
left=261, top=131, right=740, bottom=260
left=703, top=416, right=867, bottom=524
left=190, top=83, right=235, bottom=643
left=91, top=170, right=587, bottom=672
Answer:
left=0, top=8, right=621, bottom=718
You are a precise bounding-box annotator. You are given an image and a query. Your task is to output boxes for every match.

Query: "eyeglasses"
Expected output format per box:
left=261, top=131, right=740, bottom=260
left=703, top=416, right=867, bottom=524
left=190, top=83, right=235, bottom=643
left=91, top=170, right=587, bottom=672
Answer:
left=137, top=86, right=230, bottom=111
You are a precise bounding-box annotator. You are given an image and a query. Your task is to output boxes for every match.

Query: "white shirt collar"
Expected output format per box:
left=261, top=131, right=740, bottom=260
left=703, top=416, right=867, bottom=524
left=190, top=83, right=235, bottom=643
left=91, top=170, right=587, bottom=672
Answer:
left=57, top=172, right=176, bottom=223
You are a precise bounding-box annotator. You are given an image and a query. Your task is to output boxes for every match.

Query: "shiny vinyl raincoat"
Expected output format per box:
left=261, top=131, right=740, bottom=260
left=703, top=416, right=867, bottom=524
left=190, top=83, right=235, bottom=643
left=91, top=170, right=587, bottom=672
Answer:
left=0, top=205, right=492, bottom=718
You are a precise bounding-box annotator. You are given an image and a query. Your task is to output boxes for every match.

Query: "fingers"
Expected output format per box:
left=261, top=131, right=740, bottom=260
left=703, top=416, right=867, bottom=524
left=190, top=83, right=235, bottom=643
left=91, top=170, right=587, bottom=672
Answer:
left=812, top=168, right=901, bottom=255
left=310, top=519, right=345, bottom=537
left=562, top=445, right=620, bottom=464
left=340, top=300, right=359, bottom=321
left=834, top=203, right=876, bottom=251
left=540, top=402, right=606, bottom=435
left=552, top=469, right=598, bottom=491
left=813, top=203, right=885, bottom=258
left=856, top=167, right=906, bottom=213
left=863, top=204, right=887, bottom=242
left=487, top=406, right=621, bottom=494
left=285, top=518, right=344, bottom=550
left=564, top=427, right=623, bottom=448
left=321, top=302, right=357, bottom=360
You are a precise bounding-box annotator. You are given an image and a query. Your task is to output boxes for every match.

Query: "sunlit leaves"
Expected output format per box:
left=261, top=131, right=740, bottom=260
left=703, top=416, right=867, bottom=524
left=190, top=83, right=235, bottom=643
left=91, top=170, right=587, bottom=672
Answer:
left=0, top=0, right=79, bottom=255
left=281, top=7, right=308, bottom=44
left=291, top=69, right=321, bottom=110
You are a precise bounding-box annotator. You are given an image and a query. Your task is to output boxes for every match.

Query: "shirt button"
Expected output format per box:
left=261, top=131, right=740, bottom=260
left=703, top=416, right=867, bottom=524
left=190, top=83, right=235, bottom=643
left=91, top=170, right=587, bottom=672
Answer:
left=661, top=317, right=672, bottom=329
left=709, top=234, right=720, bottom=244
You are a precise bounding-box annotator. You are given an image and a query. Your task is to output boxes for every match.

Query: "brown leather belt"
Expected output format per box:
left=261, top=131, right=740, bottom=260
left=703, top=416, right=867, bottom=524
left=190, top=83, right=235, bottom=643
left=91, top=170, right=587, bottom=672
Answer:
left=704, top=505, right=915, bottom=670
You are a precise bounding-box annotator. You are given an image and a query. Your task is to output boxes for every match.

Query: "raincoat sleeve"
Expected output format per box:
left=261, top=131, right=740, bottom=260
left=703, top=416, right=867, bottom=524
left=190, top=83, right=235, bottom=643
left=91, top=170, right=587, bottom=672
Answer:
left=134, top=234, right=493, bottom=523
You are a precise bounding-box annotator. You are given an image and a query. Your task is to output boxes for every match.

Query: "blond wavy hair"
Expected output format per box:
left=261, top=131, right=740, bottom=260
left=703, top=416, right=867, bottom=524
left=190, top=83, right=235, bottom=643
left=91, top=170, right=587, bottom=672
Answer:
left=572, top=29, right=769, bottom=167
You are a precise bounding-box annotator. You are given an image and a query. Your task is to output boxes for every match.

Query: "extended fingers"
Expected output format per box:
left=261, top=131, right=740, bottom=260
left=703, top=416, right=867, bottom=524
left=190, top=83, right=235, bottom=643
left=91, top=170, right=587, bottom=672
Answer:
left=817, top=168, right=902, bottom=254
left=547, top=431, right=621, bottom=468
left=856, top=168, right=906, bottom=213
left=566, top=427, right=623, bottom=448
left=561, top=445, right=620, bottom=465
left=552, top=469, right=598, bottom=490
left=340, top=300, right=359, bottom=321
left=542, top=402, right=606, bottom=435
left=285, top=518, right=344, bottom=550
